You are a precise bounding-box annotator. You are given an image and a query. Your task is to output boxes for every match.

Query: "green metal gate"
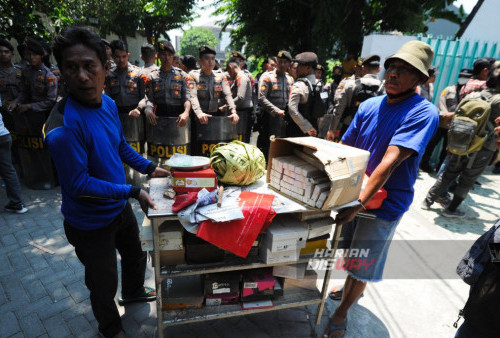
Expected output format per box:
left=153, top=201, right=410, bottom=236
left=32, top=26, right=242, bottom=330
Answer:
left=417, top=36, right=500, bottom=105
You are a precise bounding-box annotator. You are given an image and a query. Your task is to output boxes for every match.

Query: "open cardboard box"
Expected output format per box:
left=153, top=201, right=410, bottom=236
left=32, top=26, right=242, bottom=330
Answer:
left=267, top=137, right=370, bottom=210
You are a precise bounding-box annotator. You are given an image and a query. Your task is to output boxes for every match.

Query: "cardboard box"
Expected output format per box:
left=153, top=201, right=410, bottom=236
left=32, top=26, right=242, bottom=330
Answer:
left=273, top=263, right=307, bottom=279
left=306, top=217, right=334, bottom=239
left=172, top=168, right=217, bottom=193
left=241, top=269, right=275, bottom=301
left=204, top=272, right=241, bottom=295
left=205, top=293, right=240, bottom=306
left=294, top=210, right=332, bottom=221
left=299, top=239, right=328, bottom=256
left=259, top=248, right=299, bottom=264
left=149, top=249, right=186, bottom=267
left=274, top=277, right=284, bottom=297
left=184, top=232, right=225, bottom=264
left=284, top=270, right=319, bottom=291
left=263, top=214, right=308, bottom=252
left=267, top=137, right=370, bottom=209
left=140, top=219, right=183, bottom=252
left=162, top=275, right=204, bottom=310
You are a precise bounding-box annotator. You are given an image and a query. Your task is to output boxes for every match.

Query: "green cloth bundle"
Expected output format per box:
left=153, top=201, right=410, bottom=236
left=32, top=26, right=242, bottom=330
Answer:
left=210, top=141, right=266, bottom=186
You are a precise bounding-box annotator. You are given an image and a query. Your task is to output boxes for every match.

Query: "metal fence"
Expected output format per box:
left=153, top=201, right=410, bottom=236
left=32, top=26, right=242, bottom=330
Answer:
left=416, top=36, right=500, bottom=105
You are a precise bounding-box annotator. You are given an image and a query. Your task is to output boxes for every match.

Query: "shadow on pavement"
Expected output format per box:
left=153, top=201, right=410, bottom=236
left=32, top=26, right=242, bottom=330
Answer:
left=317, top=299, right=390, bottom=338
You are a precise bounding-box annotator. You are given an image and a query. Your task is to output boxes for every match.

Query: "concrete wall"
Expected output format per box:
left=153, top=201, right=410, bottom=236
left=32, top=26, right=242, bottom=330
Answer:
left=360, top=34, right=417, bottom=79
left=105, top=33, right=148, bottom=67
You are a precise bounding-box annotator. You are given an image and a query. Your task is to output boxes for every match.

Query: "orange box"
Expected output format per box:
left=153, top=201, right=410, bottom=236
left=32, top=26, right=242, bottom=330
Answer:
left=172, top=168, right=217, bottom=193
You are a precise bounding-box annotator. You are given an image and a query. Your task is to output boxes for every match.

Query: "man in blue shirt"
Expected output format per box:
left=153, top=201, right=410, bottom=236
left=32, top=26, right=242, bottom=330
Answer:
left=324, top=41, right=438, bottom=338
left=44, top=27, right=169, bottom=338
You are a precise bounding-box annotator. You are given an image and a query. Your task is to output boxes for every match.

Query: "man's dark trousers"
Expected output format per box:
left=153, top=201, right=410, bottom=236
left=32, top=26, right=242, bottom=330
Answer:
left=426, top=148, right=495, bottom=204
left=64, top=202, right=147, bottom=337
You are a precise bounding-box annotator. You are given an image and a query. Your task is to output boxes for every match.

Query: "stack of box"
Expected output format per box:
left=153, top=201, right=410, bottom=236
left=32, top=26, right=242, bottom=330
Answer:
left=259, top=214, right=308, bottom=264
left=267, top=138, right=370, bottom=209
left=204, top=272, right=241, bottom=306
left=162, top=275, right=204, bottom=310
left=241, top=268, right=276, bottom=302
left=140, top=219, right=185, bottom=267
left=184, top=232, right=225, bottom=264
left=269, top=155, right=330, bottom=208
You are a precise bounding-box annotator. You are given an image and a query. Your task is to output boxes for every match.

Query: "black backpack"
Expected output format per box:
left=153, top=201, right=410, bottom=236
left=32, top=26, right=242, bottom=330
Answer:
left=344, top=78, right=380, bottom=119
left=454, top=218, right=500, bottom=336
left=297, top=78, right=327, bottom=120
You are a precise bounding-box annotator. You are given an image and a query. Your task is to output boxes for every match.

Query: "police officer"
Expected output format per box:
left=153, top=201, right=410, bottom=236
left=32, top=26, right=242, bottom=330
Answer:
left=226, top=57, right=253, bottom=142
left=188, top=46, right=238, bottom=155
left=105, top=40, right=146, bottom=158
left=41, top=41, right=63, bottom=98
left=15, top=43, right=30, bottom=70
left=0, top=39, right=22, bottom=132
left=101, top=39, right=116, bottom=70
left=231, top=51, right=255, bottom=90
left=188, top=45, right=238, bottom=126
left=139, top=43, right=158, bottom=77
left=180, top=55, right=197, bottom=73
left=143, top=40, right=190, bottom=127
left=105, top=40, right=145, bottom=118
left=315, top=64, right=325, bottom=82
left=287, top=52, right=319, bottom=137
left=9, top=38, right=57, bottom=116
left=326, top=54, right=382, bottom=141
left=256, top=51, right=294, bottom=157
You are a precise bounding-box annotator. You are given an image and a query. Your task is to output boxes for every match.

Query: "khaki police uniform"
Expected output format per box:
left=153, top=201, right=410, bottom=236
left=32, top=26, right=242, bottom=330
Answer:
left=140, top=63, right=159, bottom=78
left=258, top=69, right=293, bottom=116
left=439, top=85, right=459, bottom=115
left=15, top=64, right=58, bottom=113
left=105, top=63, right=146, bottom=114
left=15, top=60, right=30, bottom=70
left=288, top=74, right=318, bottom=135
left=231, top=69, right=254, bottom=143
left=256, top=68, right=294, bottom=157
left=0, top=63, right=22, bottom=132
left=105, top=63, right=146, bottom=155
left=231, top=70, right=253, bottom=110
left=328, top=73, right=381, bottom=133
left=187, top=69, right=236, bottom=117
left=0, top=64, right=22, bottom=105
left=144, top=67, right=189, bottom=117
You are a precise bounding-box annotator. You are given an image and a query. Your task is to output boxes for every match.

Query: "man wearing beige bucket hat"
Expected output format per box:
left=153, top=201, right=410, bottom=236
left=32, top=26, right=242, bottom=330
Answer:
left=324, top=41, right=439, bottom=338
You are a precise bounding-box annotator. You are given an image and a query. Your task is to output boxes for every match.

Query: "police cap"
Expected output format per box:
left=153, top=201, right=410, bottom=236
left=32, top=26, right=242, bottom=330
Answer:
left=141, top=43, right=156, bottom=54
left=158, top=40, right=175, bottom=54
left=199, top=45, right=216, bottom=57
left=458, top=68, right=473, bottom=79
left=182, top=55, right=197, bottom=70
left=315, top=64, right=324, bottom=72
left=101, top=39, right=111, bottom=48
left=25, top=38, right=45, bottom=56
left=294, top=52, right=318, bottom=67
left=0, top=38, right=14, bottom=52
left=17, top=43, right=26, bottom=55
left=232, top=51, right=246, bottom=60
left=277, top=50, right=292, bottom=62
left=361, top=54, right=380, bottom=67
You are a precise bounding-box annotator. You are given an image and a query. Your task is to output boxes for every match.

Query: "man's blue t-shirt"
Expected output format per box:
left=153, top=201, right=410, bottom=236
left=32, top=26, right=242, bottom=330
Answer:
left=342, top=94, right=439, bottom=220
left=44, top=94, right=151, bottom=230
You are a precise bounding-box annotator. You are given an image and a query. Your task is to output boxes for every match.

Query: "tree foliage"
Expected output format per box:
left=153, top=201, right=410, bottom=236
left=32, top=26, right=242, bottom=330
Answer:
left=0, top=0, right=196, bottom=45
left=0, top=0, right=72, bottom=43
left=214, top=0, right=465, bottom=61
left=180, top=27, right=219, bottom=56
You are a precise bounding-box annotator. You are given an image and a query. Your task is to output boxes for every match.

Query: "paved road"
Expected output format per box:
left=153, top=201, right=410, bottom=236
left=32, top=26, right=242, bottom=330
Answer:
left=1, top=166, right=499, bottom=338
